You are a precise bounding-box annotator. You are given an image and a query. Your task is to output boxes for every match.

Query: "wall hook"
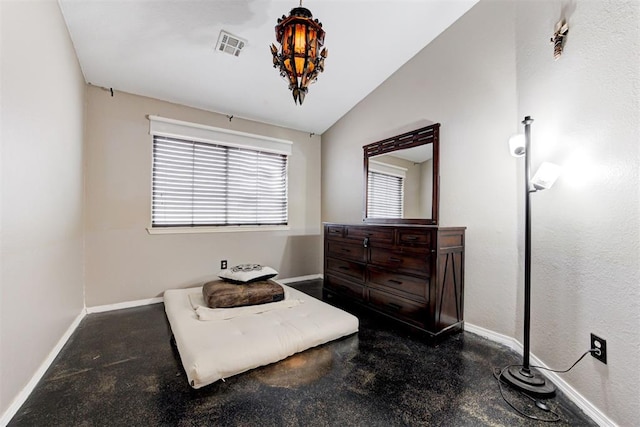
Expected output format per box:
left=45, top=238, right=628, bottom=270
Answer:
left=226, top=115, right=234, bottom=122
left=90, top=83, right=115, bottom=97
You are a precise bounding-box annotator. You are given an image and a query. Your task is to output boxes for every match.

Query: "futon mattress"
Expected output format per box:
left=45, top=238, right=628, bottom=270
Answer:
left=164, top=283, right=359, bottom=388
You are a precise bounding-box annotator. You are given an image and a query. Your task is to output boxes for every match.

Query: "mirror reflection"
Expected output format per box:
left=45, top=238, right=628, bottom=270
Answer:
left=363, top=123, right=439, bottom=224
left=366, top=144, right=433, bottom=219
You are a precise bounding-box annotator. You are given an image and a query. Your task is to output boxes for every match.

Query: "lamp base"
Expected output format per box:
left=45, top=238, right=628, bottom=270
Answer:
left=500, top=366, right=556, bottom=398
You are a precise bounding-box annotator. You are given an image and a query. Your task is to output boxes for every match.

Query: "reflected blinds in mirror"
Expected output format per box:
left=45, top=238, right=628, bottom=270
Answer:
left=367, top=171, right=404, bottom=218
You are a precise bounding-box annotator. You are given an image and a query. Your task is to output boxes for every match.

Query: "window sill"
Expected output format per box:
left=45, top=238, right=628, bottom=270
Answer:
left=146, top=225, right=290, bottom=235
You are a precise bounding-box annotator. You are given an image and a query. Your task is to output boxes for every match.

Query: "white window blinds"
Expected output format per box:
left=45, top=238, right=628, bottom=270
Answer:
left=152, top=135, right=288, bottom=227
left=367, top=171, right=404, bottom=218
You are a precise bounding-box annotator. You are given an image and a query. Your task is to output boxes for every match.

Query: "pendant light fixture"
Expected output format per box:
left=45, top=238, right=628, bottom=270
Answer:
left=270, top=1, right=327, bottom=105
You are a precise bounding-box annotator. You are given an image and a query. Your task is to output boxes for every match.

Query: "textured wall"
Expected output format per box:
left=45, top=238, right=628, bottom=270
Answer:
left=84, top=87, right=323, bottom=306
left=0, top=0, right=86, bottom=417
left=322, top=1, right=520, bottom=337
left=515, top=1, right=640, bottom=424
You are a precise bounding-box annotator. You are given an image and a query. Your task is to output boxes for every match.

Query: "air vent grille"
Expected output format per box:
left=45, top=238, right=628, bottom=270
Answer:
left=216, top=31, right=246, bottom=57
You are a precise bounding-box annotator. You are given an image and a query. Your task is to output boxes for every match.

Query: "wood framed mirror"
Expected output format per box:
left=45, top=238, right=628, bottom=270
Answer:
left=363, top=124, right=439, bottom=225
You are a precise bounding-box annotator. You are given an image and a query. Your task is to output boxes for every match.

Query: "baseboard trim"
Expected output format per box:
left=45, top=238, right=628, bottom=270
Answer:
left=465, top=322, right=617, bottom=427
left=85, top=275, right=325, bottom=314
left=0, top=309, right=86, bottom=426
left=464, top=323, right=521, bottom=352
left=86, top=296, right=164, bottom=314
left=278, top=274, right=323, bottom=284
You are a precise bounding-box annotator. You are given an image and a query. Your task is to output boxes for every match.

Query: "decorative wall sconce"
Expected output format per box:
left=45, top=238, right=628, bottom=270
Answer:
left=551, top=19, right=569, bottom=60
left=270, top=2, right=328, bottom=105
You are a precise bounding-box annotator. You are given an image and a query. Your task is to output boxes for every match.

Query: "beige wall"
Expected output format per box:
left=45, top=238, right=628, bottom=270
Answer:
left=322, top=0, right=520, bottom=338
left=84, top=87, right=322, bottom=306
left=0, top=0, right=86, bottom=417
left=515, top=1, right=640, bottom=424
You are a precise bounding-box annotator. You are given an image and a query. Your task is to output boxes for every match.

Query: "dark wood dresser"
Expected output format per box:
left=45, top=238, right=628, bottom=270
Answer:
left=323, top=222, right=466, bottom=340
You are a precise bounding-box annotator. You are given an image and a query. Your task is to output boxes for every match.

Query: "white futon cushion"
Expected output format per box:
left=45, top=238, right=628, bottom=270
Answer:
left=164, top=283, right=359, bottom=388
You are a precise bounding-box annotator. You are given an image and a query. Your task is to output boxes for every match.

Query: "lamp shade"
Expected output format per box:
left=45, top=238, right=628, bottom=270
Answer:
left=508, top=134, right=526, bottom=157
left=531, top=162, right=561, bottom=190
left=271, top=6, right=327, bottom=105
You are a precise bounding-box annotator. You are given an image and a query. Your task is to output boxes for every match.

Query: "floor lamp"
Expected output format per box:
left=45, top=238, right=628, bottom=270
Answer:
left=500, top=116, right=561, bottom=398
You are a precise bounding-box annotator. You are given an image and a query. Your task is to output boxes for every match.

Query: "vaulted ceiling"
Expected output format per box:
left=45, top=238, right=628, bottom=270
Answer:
left=59, top=0, right=478, bottom=134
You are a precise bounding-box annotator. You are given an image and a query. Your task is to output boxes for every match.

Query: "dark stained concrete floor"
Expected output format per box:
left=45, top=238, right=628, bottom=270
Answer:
left=9, top=280, right=596, bottom=426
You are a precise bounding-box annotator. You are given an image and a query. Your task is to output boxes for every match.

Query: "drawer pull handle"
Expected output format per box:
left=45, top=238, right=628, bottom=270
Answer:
left=338, top=266, right=350, bottom=270
left=388, top=279, right=403, bottom=285
left=389, top=257, right=402, bottom=263
left=386, top=302, right=402, bottom=311
left=405, top=236, right=418, bottom=241
left=363, top=237, right=370, bottom=248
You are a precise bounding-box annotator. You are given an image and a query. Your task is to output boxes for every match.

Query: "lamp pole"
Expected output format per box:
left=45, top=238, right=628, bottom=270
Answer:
left=500, top=116, right=556, bottom=398
left=523, top=115, right=533, bottom=372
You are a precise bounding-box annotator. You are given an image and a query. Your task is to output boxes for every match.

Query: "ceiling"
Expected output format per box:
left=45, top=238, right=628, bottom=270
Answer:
left=59, top=0, right=477, bottom=135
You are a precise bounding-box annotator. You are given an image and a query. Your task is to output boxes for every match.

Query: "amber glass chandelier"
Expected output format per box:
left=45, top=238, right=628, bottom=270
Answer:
left=270, top=1, right=327, bottom=105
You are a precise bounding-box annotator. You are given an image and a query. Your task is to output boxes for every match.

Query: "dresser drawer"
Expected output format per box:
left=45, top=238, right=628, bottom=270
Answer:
left=326, top=257, right=365, bottom=281
left=344, top=226, right=394, bottom=246
left=324, top=275, right=365, bottom=301
left=397, top=229, right=432, bottom=247
left=326, top=240, right=366, bottom=263
left=369, top=247, right=429, bottom=275
left=368, top=289, right=426, bottom=327
left=368, top=267, right=428, bottom=301
left=325, top=225, right=345, bottom=239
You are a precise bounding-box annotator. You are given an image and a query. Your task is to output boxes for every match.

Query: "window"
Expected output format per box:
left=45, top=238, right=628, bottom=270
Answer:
left=149, top=116, right=291, bottom=229
left=367, top=164, right=405, bottom=219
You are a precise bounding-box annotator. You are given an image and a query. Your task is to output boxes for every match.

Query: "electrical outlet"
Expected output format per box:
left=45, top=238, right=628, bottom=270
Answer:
left=221, top=260, right=227, bottom=270
left=590, top=333, right=607, bottom=364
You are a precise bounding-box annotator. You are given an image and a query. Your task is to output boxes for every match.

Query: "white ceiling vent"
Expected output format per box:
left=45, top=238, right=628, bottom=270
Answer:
left=216, top=31, right=246, bottom=57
